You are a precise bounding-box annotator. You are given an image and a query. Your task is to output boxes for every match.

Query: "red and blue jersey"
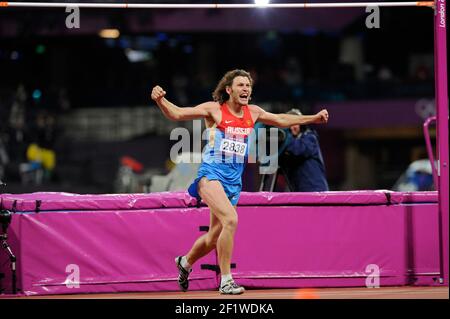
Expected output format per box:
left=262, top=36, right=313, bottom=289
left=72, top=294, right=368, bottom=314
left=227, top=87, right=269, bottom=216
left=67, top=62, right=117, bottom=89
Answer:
left=189, top=103, right=255, bottom=202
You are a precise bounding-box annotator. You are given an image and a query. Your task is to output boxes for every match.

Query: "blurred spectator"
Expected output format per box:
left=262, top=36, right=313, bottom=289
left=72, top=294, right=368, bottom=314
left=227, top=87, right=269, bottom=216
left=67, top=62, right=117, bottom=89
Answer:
left=172, top=73, right=189, bottom=105
left=377, top=65, right=394, bottom=82
left=280, top=57, right=304, bottom=101
left=1, top=85, right=30, bottom=182
left=414, top=64, right=431, bottom=81
left=25, top=111, right=59, bottom=182
left=281, top=57, right=302, bottom=87
left=58, top=87, right=71, bottom=112
left=280, top=108, right=329, bottom=192
left=0, top=138, right=8, bottom=183
left=392, top=159, right=434, bottom=191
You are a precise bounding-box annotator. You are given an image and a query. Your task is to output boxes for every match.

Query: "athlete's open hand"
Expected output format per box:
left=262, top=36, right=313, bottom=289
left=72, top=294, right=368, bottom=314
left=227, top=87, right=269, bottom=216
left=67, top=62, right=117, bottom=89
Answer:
left=151, top=86, right=166, bottom=102
left=314, top=109, right=329, bottom=124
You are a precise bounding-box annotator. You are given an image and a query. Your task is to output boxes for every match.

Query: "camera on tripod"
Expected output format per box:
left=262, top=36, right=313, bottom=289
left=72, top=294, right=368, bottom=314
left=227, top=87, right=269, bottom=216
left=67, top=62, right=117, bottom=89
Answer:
left=254, top=122, right=294, bottom=191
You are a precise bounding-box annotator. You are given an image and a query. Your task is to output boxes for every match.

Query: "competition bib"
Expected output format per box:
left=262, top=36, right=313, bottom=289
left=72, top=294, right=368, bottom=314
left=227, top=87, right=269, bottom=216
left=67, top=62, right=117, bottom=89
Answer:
left=220, top=138, right=247, bottom=157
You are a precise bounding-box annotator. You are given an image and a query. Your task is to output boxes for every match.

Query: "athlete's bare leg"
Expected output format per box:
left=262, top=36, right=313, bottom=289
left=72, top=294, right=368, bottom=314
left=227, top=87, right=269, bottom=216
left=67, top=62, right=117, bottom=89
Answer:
left=195, top=178, right=238, bottom=276
left=185, top=209, right=222, bottom=265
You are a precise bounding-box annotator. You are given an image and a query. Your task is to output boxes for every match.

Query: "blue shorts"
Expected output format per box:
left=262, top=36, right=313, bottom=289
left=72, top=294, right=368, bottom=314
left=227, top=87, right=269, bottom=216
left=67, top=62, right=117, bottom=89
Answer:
left=188, top=174, right=242, bottom=206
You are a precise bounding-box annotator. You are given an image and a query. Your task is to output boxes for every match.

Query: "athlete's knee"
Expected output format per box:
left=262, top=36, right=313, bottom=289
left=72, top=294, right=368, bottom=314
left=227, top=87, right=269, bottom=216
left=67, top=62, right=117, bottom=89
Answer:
left=221, top=214, right=238, bottom=232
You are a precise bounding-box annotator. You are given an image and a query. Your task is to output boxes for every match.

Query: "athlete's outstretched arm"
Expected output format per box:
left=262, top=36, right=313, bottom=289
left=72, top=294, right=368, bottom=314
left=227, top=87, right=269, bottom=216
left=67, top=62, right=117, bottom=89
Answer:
left=151, top=85, right=214, bottom=121
left=249, top=105, right=329, bottom=128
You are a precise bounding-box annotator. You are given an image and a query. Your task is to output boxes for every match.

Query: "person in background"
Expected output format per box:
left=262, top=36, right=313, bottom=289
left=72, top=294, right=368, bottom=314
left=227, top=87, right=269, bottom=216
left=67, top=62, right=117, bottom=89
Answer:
left=26, top=111, right=58, bottom=182
left=281, top=108, right=329, bottom=192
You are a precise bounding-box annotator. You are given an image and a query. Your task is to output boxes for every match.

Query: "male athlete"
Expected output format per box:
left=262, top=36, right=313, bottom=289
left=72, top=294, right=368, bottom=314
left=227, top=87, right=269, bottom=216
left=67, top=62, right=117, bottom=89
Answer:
left=151, top=69, right=329, bottom=294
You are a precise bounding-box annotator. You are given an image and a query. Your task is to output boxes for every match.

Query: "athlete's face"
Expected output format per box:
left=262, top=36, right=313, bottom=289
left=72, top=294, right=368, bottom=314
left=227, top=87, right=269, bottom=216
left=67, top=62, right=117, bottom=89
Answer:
left=226, top=76, right=252, bottom=106
left=290, top=124, right=301, bottom=137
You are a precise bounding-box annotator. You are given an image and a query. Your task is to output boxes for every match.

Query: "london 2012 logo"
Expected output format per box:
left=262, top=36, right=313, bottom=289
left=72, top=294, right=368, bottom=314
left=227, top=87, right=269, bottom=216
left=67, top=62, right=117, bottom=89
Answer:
left=438, top=0, right=446, bottom=29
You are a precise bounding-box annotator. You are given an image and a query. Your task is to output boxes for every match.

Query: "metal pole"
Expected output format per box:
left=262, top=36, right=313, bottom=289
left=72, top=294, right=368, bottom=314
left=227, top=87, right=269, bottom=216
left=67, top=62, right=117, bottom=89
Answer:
left=434, top=0, right=449, bottom=285
left=0, top=1, right=435, bottom=9
left=1, top=237, right=17, bottom=294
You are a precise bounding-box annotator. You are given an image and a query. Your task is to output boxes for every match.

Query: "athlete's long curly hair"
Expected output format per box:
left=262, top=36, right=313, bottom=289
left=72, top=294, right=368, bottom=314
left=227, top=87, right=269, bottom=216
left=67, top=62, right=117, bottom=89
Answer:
left=212, top=69, right=253, bottom=104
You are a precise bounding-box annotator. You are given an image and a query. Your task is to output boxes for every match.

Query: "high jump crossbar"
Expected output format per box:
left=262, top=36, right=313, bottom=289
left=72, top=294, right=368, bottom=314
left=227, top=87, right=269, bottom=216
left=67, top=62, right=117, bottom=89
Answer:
left=0, top=1, right=436, bottom=9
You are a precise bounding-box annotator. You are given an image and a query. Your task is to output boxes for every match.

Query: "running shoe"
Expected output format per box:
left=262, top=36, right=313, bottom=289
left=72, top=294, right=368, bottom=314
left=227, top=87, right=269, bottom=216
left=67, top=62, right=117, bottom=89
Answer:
left=175, top=256, right=191, bottom=292
left=219, top=279, right=245, bottom=295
